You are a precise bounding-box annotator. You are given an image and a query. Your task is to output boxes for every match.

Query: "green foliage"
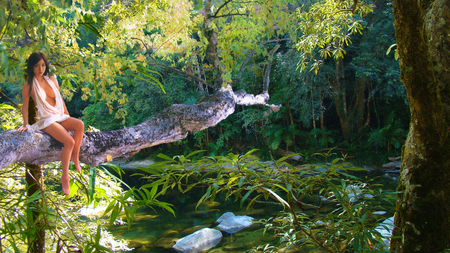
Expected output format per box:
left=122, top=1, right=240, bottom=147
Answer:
left=139, top=150, right=395, bottom=252
left=386, top=43, right=399, bottom=60
left=0, top=161, right=174, bottom=252
left=0, top=0, right=408, bottom=251
left=0, top=0, right=191, bottom=122
left=349, top=0, right=404, bottom=102
left=0, top=103, right=21, bottom=130
left=367, top=111, right=406, bottom=152
left=296, top=0, right=374, bottom=73
left=209, top=119, right=242, bottom=155
left=263, top=124, right=301, bottom=150
left=1, top=0, right=407, bottom=166
left=82, top=101, right=124, bottom=131
left=308, top=127, right=335, bottom=148
left=210, top=0, right=298, bottom=83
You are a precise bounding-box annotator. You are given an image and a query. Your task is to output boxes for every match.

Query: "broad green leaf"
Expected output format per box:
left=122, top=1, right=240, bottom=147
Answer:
left=185, top=150, right=206, bottom=158
left=0, top=104, right=15, bottom=110
left=240, top=189, right=254, bottom=207
left=88, top=166, right=96, bottom=203
left=157, top=153, right=178, bottom=162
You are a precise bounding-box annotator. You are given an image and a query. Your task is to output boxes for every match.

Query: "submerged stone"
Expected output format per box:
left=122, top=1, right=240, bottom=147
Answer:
left=180, top=225, right=209, bottom=236
left=216, top=212, right=254, bottom=234
left=172, top=228, right=223, bottom=253
left=154, top=237, right=178, bottom=250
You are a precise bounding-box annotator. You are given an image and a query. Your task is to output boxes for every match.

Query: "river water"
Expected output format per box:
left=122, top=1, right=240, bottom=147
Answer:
left=107, top=164, right=399, bottom=252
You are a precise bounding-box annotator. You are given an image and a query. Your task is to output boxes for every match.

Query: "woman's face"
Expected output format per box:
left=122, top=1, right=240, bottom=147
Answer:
left=33, top=59, right=46, bottom=78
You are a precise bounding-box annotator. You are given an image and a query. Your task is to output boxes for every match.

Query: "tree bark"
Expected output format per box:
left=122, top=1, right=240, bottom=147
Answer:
left=390, top=0, right=450, bottom=252
left=0, top=88, right=279, bottom=169
left=203, top=0, right=223, bottom=90
left=25, top=99, right=45, bottom=253
left=26, top=164, right=45, bottom=253
left=354, top=76, right=366, bottom=133
left=331, top=59, right=352, bottom=140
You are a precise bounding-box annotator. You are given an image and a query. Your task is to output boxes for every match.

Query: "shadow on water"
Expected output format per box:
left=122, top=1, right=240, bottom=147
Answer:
left=106, top=165, right=398, bottom=253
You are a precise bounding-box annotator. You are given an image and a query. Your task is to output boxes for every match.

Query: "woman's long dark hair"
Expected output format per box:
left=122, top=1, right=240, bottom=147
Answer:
left=25, top=52, right=49, bottom=93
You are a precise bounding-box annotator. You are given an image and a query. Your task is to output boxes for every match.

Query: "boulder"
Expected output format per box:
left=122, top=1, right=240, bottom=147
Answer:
left=216, top=212, right=253, bottom=234
left=172, top=228, right=222, bottom=253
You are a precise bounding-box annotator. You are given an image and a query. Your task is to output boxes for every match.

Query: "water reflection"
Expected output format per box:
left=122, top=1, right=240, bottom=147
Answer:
left=107, top=166, right=398, bottom=252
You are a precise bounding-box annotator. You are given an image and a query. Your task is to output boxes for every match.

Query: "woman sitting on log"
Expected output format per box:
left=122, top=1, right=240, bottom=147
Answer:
left=17, top=52, right=84, bottom=195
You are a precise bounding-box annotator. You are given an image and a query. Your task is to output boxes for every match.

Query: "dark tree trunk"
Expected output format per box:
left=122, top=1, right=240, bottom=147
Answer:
left=26, top=164, right=45, bottom=253
left=354, top=76, right=367, bottom=133
left=25, top=99, right=45, bottom=253
left=331, top=59, right=352, bottom=140
left=203, top=0, right=223, bottom=90
left=390, top=0, right=450, bottom=252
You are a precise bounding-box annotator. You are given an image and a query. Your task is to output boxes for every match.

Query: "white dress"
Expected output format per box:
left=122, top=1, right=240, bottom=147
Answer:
left=28, top=76, right=69, bottom=131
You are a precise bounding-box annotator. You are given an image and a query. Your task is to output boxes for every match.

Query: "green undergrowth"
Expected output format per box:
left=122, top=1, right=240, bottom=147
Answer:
left=135, top=149, right=397, bottom=252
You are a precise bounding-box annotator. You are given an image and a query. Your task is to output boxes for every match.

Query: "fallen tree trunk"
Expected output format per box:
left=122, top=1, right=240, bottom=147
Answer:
left=0, top=87, right=279, bottom=169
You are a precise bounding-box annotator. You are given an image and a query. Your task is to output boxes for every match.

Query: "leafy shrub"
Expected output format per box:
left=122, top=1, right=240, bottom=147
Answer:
left=138, top=150, right=395, bottom=252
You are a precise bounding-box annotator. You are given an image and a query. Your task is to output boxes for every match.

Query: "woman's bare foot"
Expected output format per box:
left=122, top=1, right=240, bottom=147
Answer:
left=71, top=154, right=82, bottom=172
left=74, top=162, right=82, bottom=173
left=61, top=173, right=70, bottom=195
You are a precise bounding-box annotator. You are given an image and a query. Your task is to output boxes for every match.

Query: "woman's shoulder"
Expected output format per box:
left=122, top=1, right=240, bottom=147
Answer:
left=45, top=75, right=57, bottom=81
left=22, top=82, right=31, bottom=94
left=46, top=75, right=59, bottom=86
left=23, top=81, right=31, bottom=89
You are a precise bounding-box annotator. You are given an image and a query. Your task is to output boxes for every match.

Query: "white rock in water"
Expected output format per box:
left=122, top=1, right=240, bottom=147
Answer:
left=172, top=228, right=223, bottom=253
left=374, top=217, right=394, bottom=250
left=78, top=204, right=108, bottom=217
left=216, top=212, right=253, bottom=234
left=216, top=211, right=235, bottom=223
left=364, top=193, right=374, bottom=199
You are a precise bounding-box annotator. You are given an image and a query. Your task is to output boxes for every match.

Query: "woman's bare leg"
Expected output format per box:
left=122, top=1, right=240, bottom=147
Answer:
left=43, top=123, right=75, bottom=195
left=60, top=117, right=84, bottom=173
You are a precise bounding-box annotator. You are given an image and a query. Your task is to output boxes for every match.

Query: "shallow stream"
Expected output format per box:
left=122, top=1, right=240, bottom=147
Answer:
left=107, top=164, right=399, bottom=253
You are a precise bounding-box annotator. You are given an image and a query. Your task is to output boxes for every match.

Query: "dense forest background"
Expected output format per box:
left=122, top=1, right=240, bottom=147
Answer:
left=0, top=0, right=408, bottom=166
left=4, top=0, right=434, bottom=252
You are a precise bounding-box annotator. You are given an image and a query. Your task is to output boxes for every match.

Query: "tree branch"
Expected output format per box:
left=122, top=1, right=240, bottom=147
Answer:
left=0, top=86, right=282, bottom=169
left=0, top=88, right=235, bottom=168
left=263, top=44, right=281, bottom=93
left=0, top=89, right=18, bottom=107
left=148, top=62, right=210, bottom=88
left=233, top=89, right=281, bottom=116
left=213, top=0, right=233, bottom=18
left=237, top=38, right=294, bottom=83
left=213, top=13, right=249, bottom=18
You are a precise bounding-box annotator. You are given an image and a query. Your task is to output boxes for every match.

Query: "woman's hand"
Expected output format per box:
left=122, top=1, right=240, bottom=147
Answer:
left=17, top=125, right=30, bottom=132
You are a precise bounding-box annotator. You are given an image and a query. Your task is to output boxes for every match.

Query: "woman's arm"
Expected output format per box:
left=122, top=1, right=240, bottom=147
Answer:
left=51, top=76, right=70, bottom=115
